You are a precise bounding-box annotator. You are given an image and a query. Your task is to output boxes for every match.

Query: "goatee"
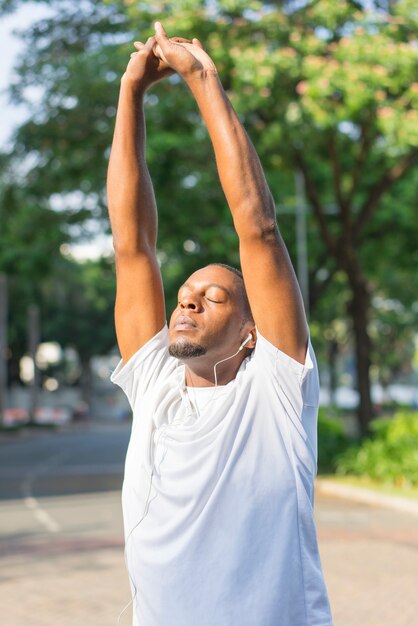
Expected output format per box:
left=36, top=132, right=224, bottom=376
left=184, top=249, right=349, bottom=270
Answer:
left=169, top=341, right=207, bottom=359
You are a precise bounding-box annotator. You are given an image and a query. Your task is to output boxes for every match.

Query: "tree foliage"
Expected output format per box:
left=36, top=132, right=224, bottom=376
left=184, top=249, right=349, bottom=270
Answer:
left=1, top=0, right=417, bottom=430
left=336, top=410, right=418, bottom=485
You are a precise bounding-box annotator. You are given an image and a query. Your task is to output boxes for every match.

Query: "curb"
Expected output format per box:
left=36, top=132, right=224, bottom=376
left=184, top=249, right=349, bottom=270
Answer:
left=315, top=478, right=418, bottom=518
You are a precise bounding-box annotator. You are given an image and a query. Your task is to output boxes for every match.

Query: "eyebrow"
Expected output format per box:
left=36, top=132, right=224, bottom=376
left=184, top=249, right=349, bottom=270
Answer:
left=180, top=282, right=231, bottom=295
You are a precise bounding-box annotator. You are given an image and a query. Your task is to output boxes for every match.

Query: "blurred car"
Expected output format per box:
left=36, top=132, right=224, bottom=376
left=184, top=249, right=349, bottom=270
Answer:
left=2, top=408, right=29, bottom=428
left=33, top=406, right=72, bottom=426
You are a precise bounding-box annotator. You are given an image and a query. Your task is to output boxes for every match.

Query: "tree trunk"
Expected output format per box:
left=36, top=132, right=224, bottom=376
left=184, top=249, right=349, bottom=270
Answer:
left=347, top=270, right=374, bottom=436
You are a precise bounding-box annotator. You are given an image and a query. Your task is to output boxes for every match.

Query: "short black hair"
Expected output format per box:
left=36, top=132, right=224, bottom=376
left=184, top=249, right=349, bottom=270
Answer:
left=209, top=263, right=244, bottom=281
left=207, top=263, right=254, bottom=325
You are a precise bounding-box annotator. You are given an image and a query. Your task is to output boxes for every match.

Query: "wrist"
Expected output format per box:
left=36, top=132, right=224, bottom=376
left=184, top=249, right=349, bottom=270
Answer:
left=184, top=69, right=220, bottom=92
left=185, top=70, right=223, bottom=97
left=121, top=73, right=148, bottom=97
left=184, top=68, right=218, bottom=84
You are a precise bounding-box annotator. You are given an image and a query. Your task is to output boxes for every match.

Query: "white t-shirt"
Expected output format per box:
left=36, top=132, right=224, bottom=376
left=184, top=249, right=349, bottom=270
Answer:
left=111, top=325, right=333, bottom=626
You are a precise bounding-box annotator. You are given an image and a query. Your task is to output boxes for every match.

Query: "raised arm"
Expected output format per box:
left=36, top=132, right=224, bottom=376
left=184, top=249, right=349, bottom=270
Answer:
left=154, top=24, right=308, bottom=363
left=107, top=37, right=176, bottom=362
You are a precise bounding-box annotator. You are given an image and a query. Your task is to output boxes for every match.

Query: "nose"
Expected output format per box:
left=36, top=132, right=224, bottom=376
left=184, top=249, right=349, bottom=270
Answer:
left=179, top=293, right=202, bottom=312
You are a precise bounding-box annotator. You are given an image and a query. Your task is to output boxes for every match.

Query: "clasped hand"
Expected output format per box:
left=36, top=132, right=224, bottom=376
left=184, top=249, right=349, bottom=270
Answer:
left=124, top=21, right=217, bottom=90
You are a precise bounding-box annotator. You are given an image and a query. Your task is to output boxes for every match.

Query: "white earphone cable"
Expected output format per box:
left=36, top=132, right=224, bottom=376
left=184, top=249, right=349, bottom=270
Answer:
left=213, top=333, right=252, bottom=386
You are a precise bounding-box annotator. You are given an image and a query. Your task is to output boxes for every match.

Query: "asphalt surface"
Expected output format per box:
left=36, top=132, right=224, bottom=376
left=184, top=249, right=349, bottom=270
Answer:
left=0, top=421, right=130, bottom=500
left=1, top=422, right=417, bottom=626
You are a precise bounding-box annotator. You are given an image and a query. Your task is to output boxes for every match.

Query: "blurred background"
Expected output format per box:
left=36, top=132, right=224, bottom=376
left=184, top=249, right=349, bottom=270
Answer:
left=0, top=1, right=417, bottom=625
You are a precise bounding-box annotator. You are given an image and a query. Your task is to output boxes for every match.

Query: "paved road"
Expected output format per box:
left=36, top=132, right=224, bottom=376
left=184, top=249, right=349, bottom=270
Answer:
left=0, top=422, right=130, bottom=500
left=1, top=423, right=417, bottom=625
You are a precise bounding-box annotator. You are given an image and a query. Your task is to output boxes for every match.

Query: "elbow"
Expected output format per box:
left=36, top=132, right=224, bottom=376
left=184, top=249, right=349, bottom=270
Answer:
left=234, top=194, right=278, bottom=242
left=238, top=219, right=279, bottom=245
left=112, top=234, right=155, bottom=259
left=258, top=221, right=279, bottom=243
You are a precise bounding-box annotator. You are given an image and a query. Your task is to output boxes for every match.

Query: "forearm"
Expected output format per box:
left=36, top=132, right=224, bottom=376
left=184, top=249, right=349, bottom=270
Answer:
left=107, top=76, right=157, bottom=254
left=187, top=74, right=276, bottom=237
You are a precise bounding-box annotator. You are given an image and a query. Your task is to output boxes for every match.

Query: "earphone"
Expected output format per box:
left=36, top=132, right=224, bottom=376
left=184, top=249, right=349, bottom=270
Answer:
left=213, top=333, right=253, bottom=385
left=239, top=333, right=253, bottom=351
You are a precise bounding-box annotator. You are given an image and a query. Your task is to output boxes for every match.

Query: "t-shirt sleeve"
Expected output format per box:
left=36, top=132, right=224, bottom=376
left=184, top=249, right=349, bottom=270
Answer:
left=253, top=330, right=320, bottom=469
left=110, top=324, right=172, bottom=410
left=254, top=330, right=319, bottom=407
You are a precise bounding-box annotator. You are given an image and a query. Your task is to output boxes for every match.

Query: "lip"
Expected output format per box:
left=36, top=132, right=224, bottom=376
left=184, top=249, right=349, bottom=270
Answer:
left=173, top=315, right=197, bottom=331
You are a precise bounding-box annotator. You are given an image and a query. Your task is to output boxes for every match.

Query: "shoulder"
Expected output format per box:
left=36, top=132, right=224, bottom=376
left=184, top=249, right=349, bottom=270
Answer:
left=250, top=329, right=319, bottom=405
left=254, top=329, right=317, bottom=379
left=110, top=324, right=176, bottom=406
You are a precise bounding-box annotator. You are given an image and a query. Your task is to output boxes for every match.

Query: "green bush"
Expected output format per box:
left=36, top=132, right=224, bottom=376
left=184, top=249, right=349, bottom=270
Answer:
left=336, top=410, right=418, bottom=486
left=317, top=409, right=350, bottom=473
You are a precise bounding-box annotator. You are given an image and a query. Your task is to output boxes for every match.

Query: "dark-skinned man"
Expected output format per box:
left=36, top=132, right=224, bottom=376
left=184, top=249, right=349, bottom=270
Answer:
left=108, top=21, right=333, bottom=626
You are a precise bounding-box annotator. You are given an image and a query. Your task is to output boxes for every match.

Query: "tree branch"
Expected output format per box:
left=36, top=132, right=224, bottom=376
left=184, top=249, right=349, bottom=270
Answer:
left=329, top=130, right=347, bottom=214
left=294, top=149, right=338, bottom=258
left=355, top=149, right=418, bottom=236
left=346, top=122, right=374, bottom=211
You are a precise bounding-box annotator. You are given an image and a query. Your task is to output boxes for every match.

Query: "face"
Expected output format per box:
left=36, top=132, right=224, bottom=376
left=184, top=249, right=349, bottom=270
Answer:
left=169, top=266, right=249, bottom=361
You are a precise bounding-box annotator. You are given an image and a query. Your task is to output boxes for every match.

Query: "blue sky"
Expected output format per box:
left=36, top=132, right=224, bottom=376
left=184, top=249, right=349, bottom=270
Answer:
left=0, top=3, right=51, bottom=149
left=0, top=3, right=113, bottom=260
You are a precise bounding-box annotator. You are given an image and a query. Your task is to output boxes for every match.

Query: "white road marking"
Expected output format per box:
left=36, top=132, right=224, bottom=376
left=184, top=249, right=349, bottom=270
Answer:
left=20, top=461, right=123, bottom=534
left=23, top=495, right=61, bottom=533
left=34, top=507, right=60, bottom=533
left=20, top=450, right=71, bottom=534
left=14, top=437, right=125, bottom=534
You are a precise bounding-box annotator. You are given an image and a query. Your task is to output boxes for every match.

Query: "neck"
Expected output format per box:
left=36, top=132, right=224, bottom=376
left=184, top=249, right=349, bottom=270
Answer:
left=183, top=351, right=246, bottom=387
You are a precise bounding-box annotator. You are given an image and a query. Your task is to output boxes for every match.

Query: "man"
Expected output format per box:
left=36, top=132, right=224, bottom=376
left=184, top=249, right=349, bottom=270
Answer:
left=108, top=21, right=333, bottom=626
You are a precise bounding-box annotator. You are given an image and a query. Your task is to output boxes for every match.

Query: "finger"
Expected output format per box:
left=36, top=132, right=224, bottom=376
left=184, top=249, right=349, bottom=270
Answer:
left=154, top=21, right=167, bottom=38
left=143, top=36, right=156, bottom=52
left=192, top=37, right=204, bottom=49
left=130, top=52, right=138, bottom=58
left=153, top=25, right=173, bottom=65
left=134, top=41, right=144, bottom=49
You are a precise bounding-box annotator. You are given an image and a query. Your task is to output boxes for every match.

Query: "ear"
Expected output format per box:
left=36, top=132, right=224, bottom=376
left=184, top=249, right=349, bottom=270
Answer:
left=242, top=326, right=257, bottom=351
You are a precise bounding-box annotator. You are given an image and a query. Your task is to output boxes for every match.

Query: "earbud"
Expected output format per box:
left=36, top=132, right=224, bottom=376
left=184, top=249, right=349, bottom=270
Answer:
left=239, top=333, right=252, bottom=351
left=213, top=333, right=253, bottom=386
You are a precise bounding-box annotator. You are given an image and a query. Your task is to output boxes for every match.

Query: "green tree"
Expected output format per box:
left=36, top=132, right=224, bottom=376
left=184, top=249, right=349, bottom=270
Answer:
left=41, top=255, right=116, bottom=404
left=0, top=180, right=66, bottom=380
left=1, top=0, right=417, bottom=433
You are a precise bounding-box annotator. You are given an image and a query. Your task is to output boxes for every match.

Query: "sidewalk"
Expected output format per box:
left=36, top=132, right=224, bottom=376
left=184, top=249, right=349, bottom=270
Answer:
left=1, top=491, right=129, bottom=626
left=317, top=493, right=418, bottom=626
left=1, top=488, right=418, bottom=626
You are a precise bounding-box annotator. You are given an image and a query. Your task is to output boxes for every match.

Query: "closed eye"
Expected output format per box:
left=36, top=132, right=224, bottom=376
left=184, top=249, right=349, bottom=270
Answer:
left=205, top=296, right=222, bottom=304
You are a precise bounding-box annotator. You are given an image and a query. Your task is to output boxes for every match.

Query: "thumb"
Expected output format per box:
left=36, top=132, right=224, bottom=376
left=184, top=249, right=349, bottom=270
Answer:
left=154, top=21, right=169, bottom=45
left=192, top=37, right=204, bottom=50
left=154, top=21, right=172, bottom=60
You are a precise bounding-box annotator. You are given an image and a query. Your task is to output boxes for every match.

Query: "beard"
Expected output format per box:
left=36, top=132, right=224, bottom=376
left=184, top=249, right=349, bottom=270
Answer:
left=169, top=340, right=207, bottom=359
